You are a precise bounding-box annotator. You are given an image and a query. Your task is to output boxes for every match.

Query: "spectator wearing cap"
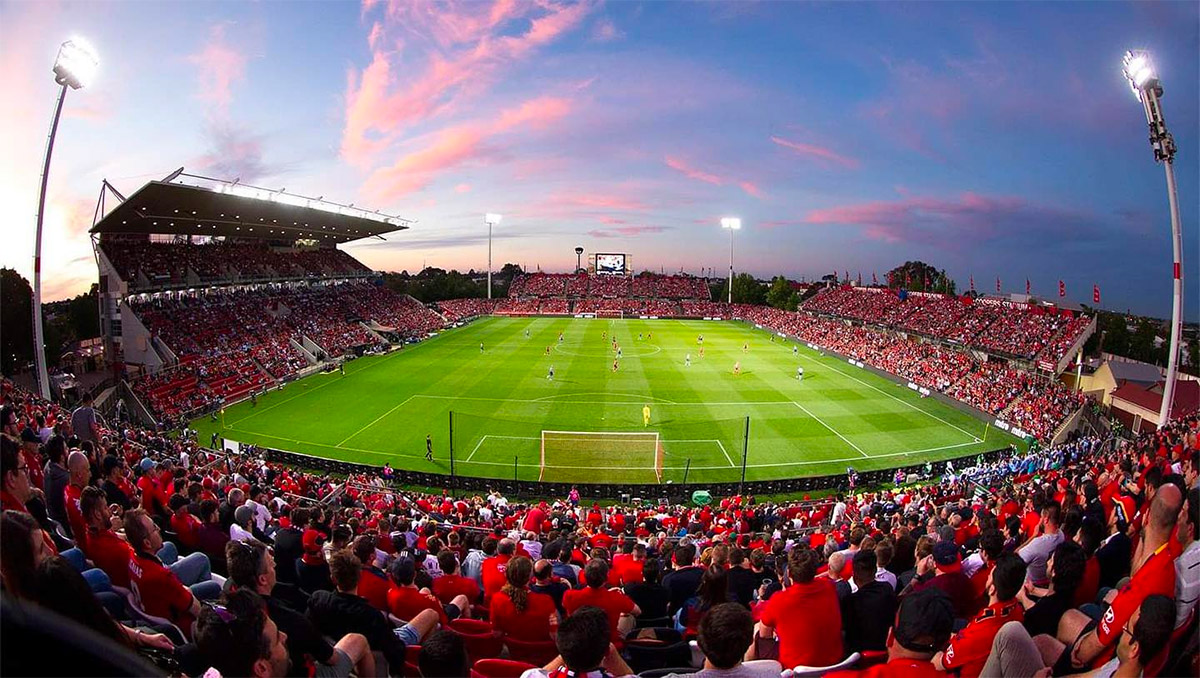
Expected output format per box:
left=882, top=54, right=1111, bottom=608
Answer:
left=231, top=505, right=257, bottom=543
left=308, top=551, right=437, bottom=671
left=933, top=553, right=1027, bottom=678
left=18, top=427, right=46, bottom=500
left=519, top=606, right=635, bottom=678
left=492, top=556, right=558, bottom=642
left=1018, top=502, right=1063, bottom=587
left=903, top=540, right=974, bottom=619
left=41, top=435, right=70, bottom=528
left=563, top=559, right=640, bottom=644
left=225, top=539, right=373, bottom=678
left=842, top=549, right=897, bottom=654
left=100, top=454, right=132, bottom=512
left=754, top=546, right=844, bottom=669
left=297, top=525, right=332, bottom=594
left=388, top=555, right=469, bottom=625
left=826, top=588, right=955, bottom=678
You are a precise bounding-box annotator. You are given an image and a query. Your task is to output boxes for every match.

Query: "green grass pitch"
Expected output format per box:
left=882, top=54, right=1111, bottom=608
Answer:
left=193, top=317, right=1019, bottom=485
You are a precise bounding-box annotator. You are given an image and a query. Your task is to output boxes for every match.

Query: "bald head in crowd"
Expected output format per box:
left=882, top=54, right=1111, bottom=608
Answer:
left=1150, top=484, right=1183, bottom=534
left=67, top=451, right=90, bottom=487
left=497, top=538, right=515, bottom=556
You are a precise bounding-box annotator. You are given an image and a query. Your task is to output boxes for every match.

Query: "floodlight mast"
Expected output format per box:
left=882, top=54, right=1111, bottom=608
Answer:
left=1123, top=50, right=1185, bottom=428
left=485, top=213, right=502, bottom=299
left=721, top=217, right=741, bottom=304
left=32, top=38, right=99, bottom=400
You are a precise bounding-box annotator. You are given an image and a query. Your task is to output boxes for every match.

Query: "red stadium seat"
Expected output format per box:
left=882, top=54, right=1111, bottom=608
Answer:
left=470, top=659, right=538, bottom=678
left=449, top=619, right=504, bottom=663
left=503, top=637, right=558, bottom=666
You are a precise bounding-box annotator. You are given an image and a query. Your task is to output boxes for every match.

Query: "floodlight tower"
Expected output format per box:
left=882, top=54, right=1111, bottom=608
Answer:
left=720, top=217, right=741, bottom=304
left=485, top=213, right=502, bottom=299
left=1122, top=50, right=1185, bottom=428
left=575, top=246, right=584, bottom=273
left=32, top=38, right=99, bottom=400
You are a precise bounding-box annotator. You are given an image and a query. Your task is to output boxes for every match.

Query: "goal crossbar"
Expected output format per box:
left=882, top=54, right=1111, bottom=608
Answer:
left=540, top=430, right=663, bottom=483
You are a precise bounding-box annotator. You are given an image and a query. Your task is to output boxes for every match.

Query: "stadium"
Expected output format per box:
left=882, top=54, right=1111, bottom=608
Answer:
left=2, top=3, right=1198, bottom=678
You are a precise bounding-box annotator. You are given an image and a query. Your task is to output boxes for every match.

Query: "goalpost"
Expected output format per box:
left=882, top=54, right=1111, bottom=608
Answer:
left=540, top=430, right=663, bottom=483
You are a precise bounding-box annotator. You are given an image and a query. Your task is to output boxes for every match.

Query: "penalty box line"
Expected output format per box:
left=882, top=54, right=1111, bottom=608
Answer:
left=466, top=434, right=732, bottom=466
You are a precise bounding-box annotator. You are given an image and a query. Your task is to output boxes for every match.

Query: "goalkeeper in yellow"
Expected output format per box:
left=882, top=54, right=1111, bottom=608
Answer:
left=643, top=404, right=651, bottom=427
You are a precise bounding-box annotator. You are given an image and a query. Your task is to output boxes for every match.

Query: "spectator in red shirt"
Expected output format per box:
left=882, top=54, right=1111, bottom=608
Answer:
left=79, top=486, right=134, bottom=588
left=933, top=553, right=1027, bottom=678
left=432, top=549, right=480, bottom=607
left=491, top=555, right=558, bottom=641
left=352, top=535, right=390, bottom=611
left=168, top=494, right=202, bottom=549
left=826, top=588, right=955, bottom=678
left=481, top=537, right=515, bottom=603
left=966, top=529, right=1004, bottom=616
left=124, top=508, right=222, bottom=637
left=754, top=546, right=844, bottom=669
left=63, top=451, right=91, bottom=553
left=609, top=542, right=646, bottom=587
left=1050, top=484, right=1182, bottom=672
left=387, top=556, right=469, bottom=624
left=563, top=559, right=640, bottom=643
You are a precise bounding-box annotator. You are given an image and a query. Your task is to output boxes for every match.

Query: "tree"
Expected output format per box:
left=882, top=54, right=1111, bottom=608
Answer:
left=884, top=261, right=956, bottom=294
left=766, top=276, right=799, bottom=311
left=717, top=273, right=766, bottom=305
left=1, top=268, right=33, bottom=376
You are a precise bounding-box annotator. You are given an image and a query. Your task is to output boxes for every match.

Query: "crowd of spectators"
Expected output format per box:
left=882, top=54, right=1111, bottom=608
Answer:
left=102, top=240, right=371, bottom=291
left=3, top=373, right=1197, bottom=677
left=800, top=287, right=1090, bottom=363
left=438, top=299, right=499, bottom=322
left=507, top=273, right=711, bottom=302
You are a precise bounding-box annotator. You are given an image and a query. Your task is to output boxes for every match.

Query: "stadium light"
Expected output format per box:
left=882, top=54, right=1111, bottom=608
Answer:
left=1122, top=50, right=1185, bottom=428
left=485, top=213, right=502, bottom=299
left=575, top=246, right=584, bottom=274
left=32, top=38, right=100, bottom=400
left=720, top=217, right=741, bottom=304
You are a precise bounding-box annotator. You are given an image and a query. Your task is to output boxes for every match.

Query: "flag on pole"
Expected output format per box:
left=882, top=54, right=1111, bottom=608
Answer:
left=1093, top=284, right=1101, bottom=304
left=1025, top=279, right=1031, bottom=295
left=969, top=275, right=975, bottom=292
left=857, top=271, right=862, bottom=286
left=1058, top=280, right=1066, bottom=297
left=996, top=277, right=1001, bottom=293
left=872, top=272, right=878, bottom=285
left=844, top=270, right=849, bottom=284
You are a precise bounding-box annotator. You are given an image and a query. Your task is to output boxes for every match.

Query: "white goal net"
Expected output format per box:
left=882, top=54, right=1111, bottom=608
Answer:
left=539, top=430, right=663, bottom=483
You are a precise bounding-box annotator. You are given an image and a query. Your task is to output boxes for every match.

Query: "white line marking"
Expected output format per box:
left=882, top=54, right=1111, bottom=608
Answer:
left=716, top=439, right=735, bottom=467
left=818, top=360, right=982, bottom=441
left=465, top=435, right=489, bottom=462
left=336, top=394, right=416, bottom=446
left=411, top=394, right=795, bottom=406
left=533, top=392, right=678, bottom=404
left=792, top=401, right=869, bottom=458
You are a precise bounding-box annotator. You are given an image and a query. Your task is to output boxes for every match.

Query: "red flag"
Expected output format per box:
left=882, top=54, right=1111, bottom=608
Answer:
left=1058, top=280, right=1066, bottom=297
left=873, top=272, right=878, bottom=285
left=1093, top=284, right=1101, bottom=304
left=1025, top=279, right=1031, bottom=295
left=969, top=275, right=975, bottom=292
left=996, top=277, right=1001, bottom=293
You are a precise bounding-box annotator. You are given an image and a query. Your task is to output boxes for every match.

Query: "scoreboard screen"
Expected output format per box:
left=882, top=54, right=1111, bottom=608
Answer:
left=595, top=253, right=627, bottom=275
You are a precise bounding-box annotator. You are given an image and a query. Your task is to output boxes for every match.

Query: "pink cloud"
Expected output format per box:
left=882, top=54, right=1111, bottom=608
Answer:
left=343, top=0, right=595, bottom=165
left=801, top=192, right=1100, bottom=248
left=664, top=156, right=765, bottom=199
left=495, top=96, right=572, bottom=130
left=454, top=183, right=471, bottom=193
left=590, top=17, right=624, bottom=42
left=186, top=24, right=247, bottom=115
left=770, top=136, right=859, bottom=169
left=587, top=225, right=668, bottom=238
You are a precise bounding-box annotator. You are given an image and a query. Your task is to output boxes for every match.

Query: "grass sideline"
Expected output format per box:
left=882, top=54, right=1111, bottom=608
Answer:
left=193, top=316, right=1020, bottom=485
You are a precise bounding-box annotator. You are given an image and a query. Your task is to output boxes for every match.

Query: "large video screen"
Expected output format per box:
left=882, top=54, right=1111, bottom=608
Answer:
left=595, top=253, right=627, bottom=275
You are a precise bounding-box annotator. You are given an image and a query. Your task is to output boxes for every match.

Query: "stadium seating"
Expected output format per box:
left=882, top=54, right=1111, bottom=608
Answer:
left=2, top=375, right=1197, bottom=678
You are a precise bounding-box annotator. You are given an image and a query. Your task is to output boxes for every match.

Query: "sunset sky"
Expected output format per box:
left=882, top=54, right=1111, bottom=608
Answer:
left=0, top=1, right=1196, bottom=317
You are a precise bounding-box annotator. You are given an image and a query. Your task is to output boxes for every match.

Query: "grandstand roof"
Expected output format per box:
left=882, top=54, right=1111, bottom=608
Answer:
left=90, top=175, right=410, bottom=244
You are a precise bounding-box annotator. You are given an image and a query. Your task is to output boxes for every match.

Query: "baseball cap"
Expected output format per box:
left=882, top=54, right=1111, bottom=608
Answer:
left=140, top=457, right=156, bottom=472
left=302, top=528, right=327, bottom=565
left=893, top=588, right=955, bottom=654
left=20, top=427, right=40, bottom=444
left=932, top=540, right=960, bottom=569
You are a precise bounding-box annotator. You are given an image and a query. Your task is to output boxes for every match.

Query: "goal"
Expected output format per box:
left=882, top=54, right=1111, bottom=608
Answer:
left=540, top=430, right=663, bottom=483
left=596, top=309, right=623, bottom=318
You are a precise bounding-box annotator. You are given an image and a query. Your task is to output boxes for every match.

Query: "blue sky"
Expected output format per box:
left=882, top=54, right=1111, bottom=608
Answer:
left=0, top=0, right=1195, bottom=318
